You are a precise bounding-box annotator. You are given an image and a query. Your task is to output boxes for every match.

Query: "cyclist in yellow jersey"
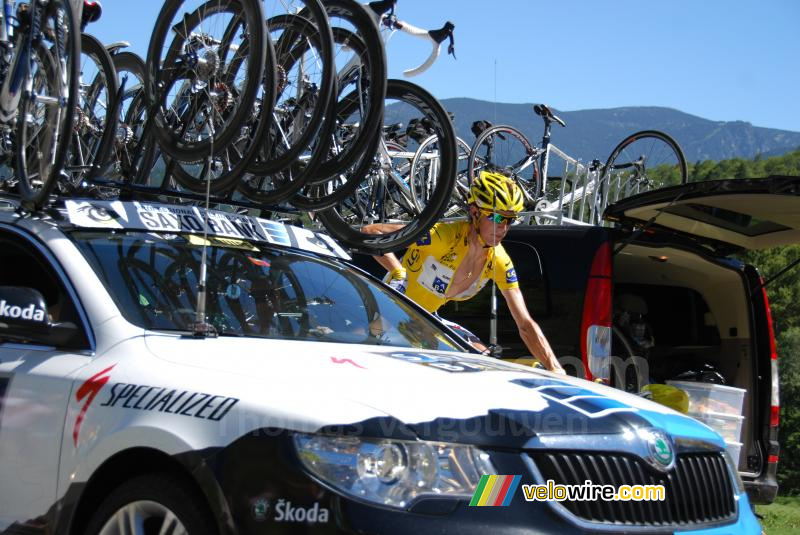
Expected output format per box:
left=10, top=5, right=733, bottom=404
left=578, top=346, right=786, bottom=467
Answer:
left=363, top=171, right=565, bottom=373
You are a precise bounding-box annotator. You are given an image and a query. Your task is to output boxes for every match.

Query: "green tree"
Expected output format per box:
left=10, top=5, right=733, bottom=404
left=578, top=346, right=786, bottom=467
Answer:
left=776, top=328, right=800, bottom=494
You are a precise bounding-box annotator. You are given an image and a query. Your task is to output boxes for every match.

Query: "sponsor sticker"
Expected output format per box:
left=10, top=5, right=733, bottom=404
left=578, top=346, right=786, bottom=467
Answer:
left=505, top=267, right=518, bottom=284
left=441, top=251, right=457, bottom=264
left=0, top=300, right=46, bottom=322
left=416, top=231, right=432, bottom=246
left=65, top=200, right=350, bottom=260
left=406, top=248, right=422, bottom=271
left=99, top=382, right=239, bottom=421
left=432, top=277, right=448, bottom=294
left=273, top=499, right=329, bottom=523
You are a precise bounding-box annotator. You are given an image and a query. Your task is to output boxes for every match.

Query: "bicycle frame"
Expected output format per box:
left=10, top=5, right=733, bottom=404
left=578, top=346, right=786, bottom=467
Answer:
left=0, top=0, right=32, bottom=124
left=325, top=1, right=454, bottom=223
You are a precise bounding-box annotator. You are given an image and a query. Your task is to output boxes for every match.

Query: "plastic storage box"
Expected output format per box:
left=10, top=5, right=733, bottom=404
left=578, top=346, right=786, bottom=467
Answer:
left=691, top=411, right=744, bottom=443
left=726, top=441, right=743, bottom=466
left=666, top=380, right=746, bottom=417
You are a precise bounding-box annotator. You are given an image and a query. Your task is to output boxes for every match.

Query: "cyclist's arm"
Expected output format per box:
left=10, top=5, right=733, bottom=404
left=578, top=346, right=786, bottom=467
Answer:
left=501, top=287, right=565, bottom=373
left=361, top=223, right=406, bottom=272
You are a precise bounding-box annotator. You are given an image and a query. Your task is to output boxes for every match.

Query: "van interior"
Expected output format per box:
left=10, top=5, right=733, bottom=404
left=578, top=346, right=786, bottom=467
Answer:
left=613, top=243, right=758, bottom=473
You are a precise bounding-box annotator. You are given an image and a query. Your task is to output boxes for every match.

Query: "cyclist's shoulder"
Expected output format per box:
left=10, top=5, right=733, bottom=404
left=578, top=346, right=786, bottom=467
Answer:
left=492, top=243, right=515, bottom=266
left=416, top=220, right=468, bottom=247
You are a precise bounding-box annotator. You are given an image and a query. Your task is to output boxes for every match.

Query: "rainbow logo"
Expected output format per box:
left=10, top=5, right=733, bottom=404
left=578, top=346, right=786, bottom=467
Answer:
left=469, top=475, right=522, bottom=506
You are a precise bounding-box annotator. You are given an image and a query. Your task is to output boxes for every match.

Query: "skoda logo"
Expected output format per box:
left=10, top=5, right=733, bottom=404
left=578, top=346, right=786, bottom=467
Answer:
left=251, top=497, right=270, bottom=521
left=644, top=429, right=675, bottom=472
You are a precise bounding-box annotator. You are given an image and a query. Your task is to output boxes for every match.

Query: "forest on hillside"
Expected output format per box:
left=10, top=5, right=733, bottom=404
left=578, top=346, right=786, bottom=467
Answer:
left=697, top=149, right=800, bottom=494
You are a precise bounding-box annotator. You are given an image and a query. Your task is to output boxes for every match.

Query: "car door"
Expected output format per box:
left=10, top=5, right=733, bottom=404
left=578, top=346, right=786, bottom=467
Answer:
left=603, top=175, right=800, bottom=254
left=0, top=226, right=94, bottom=529
left=604, top=175, right=800, bottom=500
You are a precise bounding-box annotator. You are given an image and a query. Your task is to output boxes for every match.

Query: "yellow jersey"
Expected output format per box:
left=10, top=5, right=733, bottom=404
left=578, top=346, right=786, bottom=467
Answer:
left=393, top=220, right=519, bottom=313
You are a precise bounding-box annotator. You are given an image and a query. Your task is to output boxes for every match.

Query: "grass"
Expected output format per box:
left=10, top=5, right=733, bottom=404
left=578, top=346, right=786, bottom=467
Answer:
left=756, top=496, right=800, bottom=534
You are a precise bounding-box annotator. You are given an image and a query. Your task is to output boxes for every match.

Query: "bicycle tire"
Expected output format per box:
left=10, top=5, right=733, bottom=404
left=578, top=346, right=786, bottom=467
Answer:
left=467, top=124, right=542, bottom=205
left=68, top=33, right=119, bottom=185
left=168, top=29, right=277, bottom=194
left=316, top=79, right=457, bottom=254
left=411, top=134, right=472, bottom=217
left=311, top=0, right=386, bottom=181
left=246, top=6, right=335, bottom=174
left=145, top=0, right=266, bottom=162
left=600, top=130, right=688, bottom=205
left=288, top=26, right=387, bottom=210
left=238, top=13, right=336, bottom=204
left=288, top=118, right=382, bottom=210
left=109, top=51, right=159, bottom=185
left=14, top=0, right=80, bottom=209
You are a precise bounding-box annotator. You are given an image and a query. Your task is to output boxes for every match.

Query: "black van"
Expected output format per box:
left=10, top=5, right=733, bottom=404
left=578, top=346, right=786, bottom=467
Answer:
left=354, top=176, right=800, bottom=504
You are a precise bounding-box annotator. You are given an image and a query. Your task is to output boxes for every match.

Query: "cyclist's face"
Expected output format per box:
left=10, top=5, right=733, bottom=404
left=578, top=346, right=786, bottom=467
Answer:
left=471, top=206, right=514, bottom=246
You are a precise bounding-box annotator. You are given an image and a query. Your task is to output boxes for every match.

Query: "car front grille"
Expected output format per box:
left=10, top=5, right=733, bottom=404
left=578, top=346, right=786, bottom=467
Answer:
left=530, top=450, right=736, bottom=527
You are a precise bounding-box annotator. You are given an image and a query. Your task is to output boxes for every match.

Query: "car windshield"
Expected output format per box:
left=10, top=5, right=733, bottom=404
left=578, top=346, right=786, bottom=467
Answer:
left=71, top=231, right=463, bottom=351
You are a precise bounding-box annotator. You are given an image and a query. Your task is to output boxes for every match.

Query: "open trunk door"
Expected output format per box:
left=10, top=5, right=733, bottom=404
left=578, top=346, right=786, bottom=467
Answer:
left=604, top=176, right=800, bottom=255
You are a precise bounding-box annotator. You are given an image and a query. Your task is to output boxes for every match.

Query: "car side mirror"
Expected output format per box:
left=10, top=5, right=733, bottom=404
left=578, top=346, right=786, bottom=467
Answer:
left=0, top=286, right=53, bottom=341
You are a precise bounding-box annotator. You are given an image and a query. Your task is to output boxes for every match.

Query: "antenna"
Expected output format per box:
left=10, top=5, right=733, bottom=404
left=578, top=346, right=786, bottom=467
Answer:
left=489, top=193, right=499, bottom=357
left=488, top=58, right=499, bottom=357
left=493, top=58, right=497, bottom=124
left=192, top=87, right=219, bottom=338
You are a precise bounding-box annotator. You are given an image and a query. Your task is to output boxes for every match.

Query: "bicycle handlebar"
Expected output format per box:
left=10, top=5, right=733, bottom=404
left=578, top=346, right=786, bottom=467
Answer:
left=384, top=18, right=456, bottom=77
left=367, top=1, right=456, bottom=77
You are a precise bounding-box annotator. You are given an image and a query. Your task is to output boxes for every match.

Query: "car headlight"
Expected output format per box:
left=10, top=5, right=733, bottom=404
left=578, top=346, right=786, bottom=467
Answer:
left=293, top=433, right=496, bottom=508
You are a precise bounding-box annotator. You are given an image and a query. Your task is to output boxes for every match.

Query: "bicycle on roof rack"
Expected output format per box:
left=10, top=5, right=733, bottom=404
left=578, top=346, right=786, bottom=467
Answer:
left=0, top=0, right=80, bottom=209
left=314, top=0, right=460, bottom=254
left=467, top=104, right=689, bottom=226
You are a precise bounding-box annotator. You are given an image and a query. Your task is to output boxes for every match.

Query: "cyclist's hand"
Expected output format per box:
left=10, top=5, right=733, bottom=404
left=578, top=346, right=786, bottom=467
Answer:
left=385, top=267, right=408, bottom=294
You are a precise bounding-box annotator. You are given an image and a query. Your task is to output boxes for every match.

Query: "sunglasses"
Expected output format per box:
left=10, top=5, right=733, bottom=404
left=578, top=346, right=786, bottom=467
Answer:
left=480, top=210, right=518, bottom=225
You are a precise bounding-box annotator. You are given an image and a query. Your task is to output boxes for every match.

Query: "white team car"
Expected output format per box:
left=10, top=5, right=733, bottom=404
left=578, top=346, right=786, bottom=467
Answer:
left=0, top=198, right=760, bottom=534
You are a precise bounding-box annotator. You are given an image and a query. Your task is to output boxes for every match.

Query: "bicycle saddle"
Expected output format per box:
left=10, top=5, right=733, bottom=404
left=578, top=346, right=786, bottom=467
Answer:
left=105, top=41, right=130, bottom=55
left=533, top=104, right=566, bottom=127
left=534, top=103, right=553, bottom=118
left=471, top=120, right=492, bottom=137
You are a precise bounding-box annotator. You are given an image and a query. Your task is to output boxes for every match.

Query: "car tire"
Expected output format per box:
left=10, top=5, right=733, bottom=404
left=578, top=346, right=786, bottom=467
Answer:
left=85, top=473, right=217, bottom=535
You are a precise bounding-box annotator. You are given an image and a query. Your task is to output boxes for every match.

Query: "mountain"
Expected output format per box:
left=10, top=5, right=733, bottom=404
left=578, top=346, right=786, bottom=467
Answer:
left=440, top=98, right=800, bottom=164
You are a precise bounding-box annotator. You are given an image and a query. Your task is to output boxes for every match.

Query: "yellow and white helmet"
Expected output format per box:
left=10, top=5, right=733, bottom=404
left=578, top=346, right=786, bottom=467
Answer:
left=467, top=171, right=525, bottom=213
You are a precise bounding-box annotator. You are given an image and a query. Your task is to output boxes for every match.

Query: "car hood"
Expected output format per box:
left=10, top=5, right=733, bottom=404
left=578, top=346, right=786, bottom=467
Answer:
left=143, top=335, right=723, bottom=447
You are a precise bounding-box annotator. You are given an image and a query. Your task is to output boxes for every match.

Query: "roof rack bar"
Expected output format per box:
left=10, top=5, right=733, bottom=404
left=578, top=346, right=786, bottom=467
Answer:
left=83, top=178, right=303, bottom=215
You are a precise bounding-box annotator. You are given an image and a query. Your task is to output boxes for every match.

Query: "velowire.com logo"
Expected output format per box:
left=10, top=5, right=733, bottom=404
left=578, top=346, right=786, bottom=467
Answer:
left=469, top=475, right=522, bottom=507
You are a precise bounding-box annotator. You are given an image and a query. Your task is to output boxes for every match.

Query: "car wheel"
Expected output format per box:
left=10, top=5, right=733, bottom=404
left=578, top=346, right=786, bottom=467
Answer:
left=85, top=473, right=216, bottom=535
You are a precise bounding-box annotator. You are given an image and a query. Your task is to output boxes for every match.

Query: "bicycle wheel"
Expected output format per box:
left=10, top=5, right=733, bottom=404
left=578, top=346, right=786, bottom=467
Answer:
left=145, top=0, right=266, bottom=162
left=239, top=13, right=335, bottom=203
left=107, top=51, right=160, bottom=185
left=600, top=130, right=688, bottom=204
left=168, top=29, right=277, bottom=194
left=411, top=134, right=472, bottom=218
left=311, top=0, right=386, bottom=181
left=247, top=3, right=335, bottom=174
left=14, top=0, right=80, bottom=209
left=316, top=79, right=457, bottom=254
left=467, top=124, right=541, bottom=205
left=287, top=85, right=384, bottom=211
left=64, top=33, right=119, bottom=187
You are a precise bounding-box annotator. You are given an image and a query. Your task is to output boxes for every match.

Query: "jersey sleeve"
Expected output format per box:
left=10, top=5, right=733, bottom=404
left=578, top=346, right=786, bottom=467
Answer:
left=492, top=245, right=520, bottom=291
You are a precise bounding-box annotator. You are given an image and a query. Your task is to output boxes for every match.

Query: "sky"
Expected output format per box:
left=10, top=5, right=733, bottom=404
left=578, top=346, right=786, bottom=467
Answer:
left=91, top=0, right=800, bottom=132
